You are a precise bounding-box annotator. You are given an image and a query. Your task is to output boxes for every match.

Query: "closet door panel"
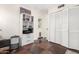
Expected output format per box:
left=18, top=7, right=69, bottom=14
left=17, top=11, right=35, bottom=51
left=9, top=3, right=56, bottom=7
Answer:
left=48, top=14, right=55, bottom=42
left=55, top=9, right=68, bottom=47
left=62, top=31, right=68, bottom=47
left=49, top=9, right=68, bottom=47
left=69, top=6, right=79, bottom=50
left=55, top=31, right=62, bottom=44
left=69, top=32, right=79, bottom=49
left=61, top=9, right=68, bottom=47
left=69, top=7, right=79, bottom=32
left=55, top=11, right=62, bottom=44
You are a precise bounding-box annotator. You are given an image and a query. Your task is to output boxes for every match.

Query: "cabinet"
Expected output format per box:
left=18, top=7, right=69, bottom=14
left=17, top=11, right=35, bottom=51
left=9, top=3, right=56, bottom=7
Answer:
left=21, top=33, right=34, bottom=46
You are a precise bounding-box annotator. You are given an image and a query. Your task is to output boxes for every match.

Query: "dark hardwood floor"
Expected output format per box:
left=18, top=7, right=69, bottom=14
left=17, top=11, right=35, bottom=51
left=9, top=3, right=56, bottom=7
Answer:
left=16, top=42, right=79, bottom=54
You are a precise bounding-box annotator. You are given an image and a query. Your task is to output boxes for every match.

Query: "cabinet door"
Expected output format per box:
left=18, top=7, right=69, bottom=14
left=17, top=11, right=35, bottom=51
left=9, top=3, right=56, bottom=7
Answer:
left=69, top=6, right=79, bottom=50
left=21, top=34, right=33, bottom=46
left=48, top=14, right=55, bottom=42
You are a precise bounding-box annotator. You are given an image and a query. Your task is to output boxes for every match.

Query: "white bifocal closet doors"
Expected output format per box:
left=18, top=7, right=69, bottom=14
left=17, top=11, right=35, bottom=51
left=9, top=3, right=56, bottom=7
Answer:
left=49, top=9, right=68, bottom=47
left=49, top=6, right=79, bottom=50
left=69, top=6, right=79, bottom=50
left=55, top=9, right=68, bottom=47
left=48, top=13, right=55, bottom=42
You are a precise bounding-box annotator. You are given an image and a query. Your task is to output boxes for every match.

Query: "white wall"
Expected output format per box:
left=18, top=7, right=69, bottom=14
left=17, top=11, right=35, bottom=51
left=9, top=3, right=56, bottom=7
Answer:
left=41, top=15, right=48, bottom=38
left=0, top=5, right=20, bottom=39
left=0, top=4, right=45, bottom=40
left=20, top=5, right=46, bottom=40
left=19, top=5, right=47, bottom=46
left=48, top=4, right=75, bottom=14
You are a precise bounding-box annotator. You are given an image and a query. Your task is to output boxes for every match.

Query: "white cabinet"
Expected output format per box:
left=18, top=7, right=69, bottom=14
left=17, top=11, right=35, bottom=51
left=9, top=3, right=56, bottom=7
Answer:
left=69, top=6, right=79, bottom=50
left=21, top=33, right=34, bottom=46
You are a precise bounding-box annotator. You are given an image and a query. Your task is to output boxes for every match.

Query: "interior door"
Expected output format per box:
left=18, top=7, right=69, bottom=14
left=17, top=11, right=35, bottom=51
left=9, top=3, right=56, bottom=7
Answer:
left=49, top=9, right=68, bottom=47
left=55, top=11, right=62, bottom=44
left=48, top=13, right=55, bottom=42
left=61, top=9, right=68, bottom=47
left=69, top=6, right=79, bottom=50
left=55, top=9, right=68, bottom=47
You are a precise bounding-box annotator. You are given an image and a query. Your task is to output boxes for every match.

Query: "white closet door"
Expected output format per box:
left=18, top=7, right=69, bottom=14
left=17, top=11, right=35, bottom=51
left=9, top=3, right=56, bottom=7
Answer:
left=49, top=9, right=68, bottom=47
left=55, top=11, right=62, bottom=44
left=55, top=9, right=68, bottom=47
left=61, top=9, right=68, bottom=47
left=48, top=14, right=55, bottom=42
left=69, top=6, right=79, bottom=50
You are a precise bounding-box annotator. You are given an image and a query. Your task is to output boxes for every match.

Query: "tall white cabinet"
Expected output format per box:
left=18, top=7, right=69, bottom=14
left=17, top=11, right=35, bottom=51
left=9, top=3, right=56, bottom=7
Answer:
left=49, top=6, right=79, bottom=50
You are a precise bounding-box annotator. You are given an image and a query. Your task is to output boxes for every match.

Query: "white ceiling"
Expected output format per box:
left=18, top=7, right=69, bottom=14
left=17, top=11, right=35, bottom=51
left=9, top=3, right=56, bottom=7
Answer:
left=23, top=4, right=60, bottom=13
left=21, top=4, right=77, bottom=14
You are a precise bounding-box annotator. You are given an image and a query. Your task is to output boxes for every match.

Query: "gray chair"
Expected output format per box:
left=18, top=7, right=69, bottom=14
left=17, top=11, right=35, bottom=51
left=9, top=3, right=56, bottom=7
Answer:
left=10, top=35, right=21, bottom=53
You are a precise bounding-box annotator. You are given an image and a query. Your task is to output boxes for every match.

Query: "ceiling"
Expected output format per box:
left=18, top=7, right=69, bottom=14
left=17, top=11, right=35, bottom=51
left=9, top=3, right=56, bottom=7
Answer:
left=23, top=4, right=60, bottom=13
left=21, top=4, right=76, bottom=14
